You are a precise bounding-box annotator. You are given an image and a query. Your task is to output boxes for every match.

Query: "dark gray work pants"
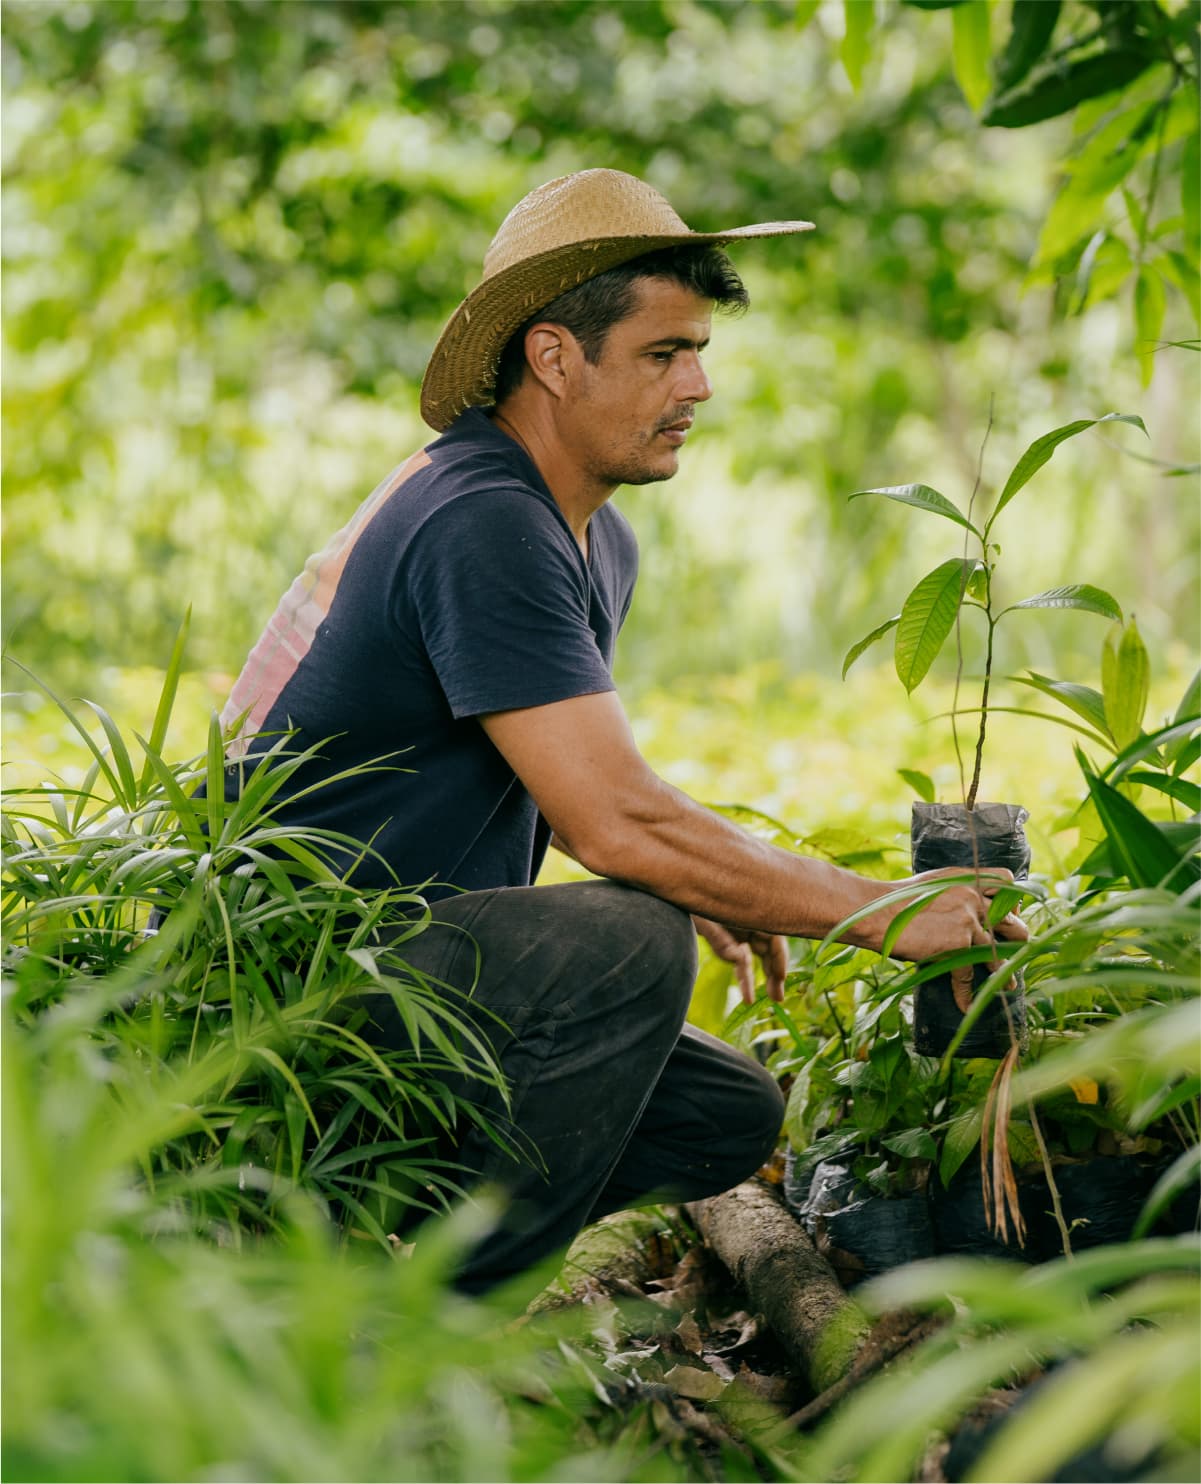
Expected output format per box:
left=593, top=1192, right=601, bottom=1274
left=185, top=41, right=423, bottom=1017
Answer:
left=365, top=879, right=784, bottom=1294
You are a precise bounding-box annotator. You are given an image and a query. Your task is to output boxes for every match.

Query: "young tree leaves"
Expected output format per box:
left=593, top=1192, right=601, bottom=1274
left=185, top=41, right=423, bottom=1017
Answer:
left=983, top=46, right=1158, bottom=129
left=987, top=413, right=1147, bottom=530
left=1081, top=756, right=1200, bottom=892
left=897, top=768, right=937, bottom=803
left=1034, top=100, right=1162, bottom=268
left=951, top=0, right=992, bottom=112
left=1184, top=127, right=1200, bottom=252
left=850, top=483, right=980, bottom=535
left=993, top=0, right=1060, bottom=95
left=895, top=558, right=979, bottom=693
left=1013, top=673, right=1112, bottom=740
left=1005, top=584, right=1123, bottom=621
left=1102, top=617, right=1150, bottom=749
left=1072, top=231, right=1133, bottom=313
left=841, top=0, right=875, bottom=91
left=1135, top=263, right=1167, bottom=385
left=842, top=614, right=901, bottom=678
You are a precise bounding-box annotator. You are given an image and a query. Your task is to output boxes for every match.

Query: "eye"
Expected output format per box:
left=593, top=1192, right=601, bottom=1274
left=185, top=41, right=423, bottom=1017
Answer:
left=649, top=349, right=676, bottom=363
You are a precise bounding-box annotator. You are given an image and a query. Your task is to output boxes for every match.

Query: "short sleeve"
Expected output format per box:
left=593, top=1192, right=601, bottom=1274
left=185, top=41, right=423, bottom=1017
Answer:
left=402, top=489, right=616, bottom=719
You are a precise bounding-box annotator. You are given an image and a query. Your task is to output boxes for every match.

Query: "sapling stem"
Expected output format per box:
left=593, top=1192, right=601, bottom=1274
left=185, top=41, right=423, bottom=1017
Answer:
left=952, top=404, right=993, bottom=810
left=966, top=608, right=996, bottom=811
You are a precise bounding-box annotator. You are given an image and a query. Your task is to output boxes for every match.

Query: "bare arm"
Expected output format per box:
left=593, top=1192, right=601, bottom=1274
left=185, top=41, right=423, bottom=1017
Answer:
left=483, top=691, right=1025, bottom=963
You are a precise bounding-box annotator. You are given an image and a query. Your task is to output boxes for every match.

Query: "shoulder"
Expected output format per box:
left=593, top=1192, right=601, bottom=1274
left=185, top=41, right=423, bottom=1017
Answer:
left=597, top=501, right=638, bottom=562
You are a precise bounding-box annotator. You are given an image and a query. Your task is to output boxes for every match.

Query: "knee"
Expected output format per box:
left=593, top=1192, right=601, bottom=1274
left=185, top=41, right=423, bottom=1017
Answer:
left=719, top=1058, right=785, bottom=1184
left=616, top=886, right=698, bottom=1013
left=744, top=1063, right=786, bottom=1168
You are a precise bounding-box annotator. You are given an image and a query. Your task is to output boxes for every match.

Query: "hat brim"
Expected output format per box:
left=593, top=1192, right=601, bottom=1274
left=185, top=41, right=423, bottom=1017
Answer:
left=419, top=221, right=815, bottom=432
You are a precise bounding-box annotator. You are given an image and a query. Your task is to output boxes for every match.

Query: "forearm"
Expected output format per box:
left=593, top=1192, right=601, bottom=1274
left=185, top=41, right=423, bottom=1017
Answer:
left=560, top=773, right=887, bottom=943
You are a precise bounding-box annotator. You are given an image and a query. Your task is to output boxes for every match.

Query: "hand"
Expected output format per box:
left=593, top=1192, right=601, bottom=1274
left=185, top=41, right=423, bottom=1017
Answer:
left=693, top=916, right=789, bottom=1006
left=871, top=867, right=1028, bottom=1010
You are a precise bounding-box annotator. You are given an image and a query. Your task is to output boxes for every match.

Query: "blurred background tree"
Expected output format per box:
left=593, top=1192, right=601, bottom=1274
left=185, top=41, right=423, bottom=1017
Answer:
left=2, top=0, right=1197, bottom=703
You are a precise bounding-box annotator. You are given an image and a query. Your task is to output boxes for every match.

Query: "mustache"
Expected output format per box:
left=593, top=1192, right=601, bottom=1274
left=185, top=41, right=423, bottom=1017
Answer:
left=655, top=408, right=696, bottom=432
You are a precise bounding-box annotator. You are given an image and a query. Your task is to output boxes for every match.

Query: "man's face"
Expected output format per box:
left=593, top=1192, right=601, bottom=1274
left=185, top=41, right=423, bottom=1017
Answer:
left=565, top=278, right=714, bottom=489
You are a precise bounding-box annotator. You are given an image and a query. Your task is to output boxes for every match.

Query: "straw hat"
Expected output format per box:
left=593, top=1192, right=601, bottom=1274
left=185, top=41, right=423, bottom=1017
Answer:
left=419, top=168, right=815, bottom=431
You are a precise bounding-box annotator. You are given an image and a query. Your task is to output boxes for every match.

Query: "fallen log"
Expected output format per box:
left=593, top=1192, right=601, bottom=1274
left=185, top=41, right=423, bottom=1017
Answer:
left=687, top=1179, right=871, bottom=1393
left=531, top=1205, right=685, bottom=1312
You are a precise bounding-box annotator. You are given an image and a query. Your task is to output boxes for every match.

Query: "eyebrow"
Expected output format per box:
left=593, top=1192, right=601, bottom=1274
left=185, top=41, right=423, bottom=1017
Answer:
left=641, top=334, right=711, bottom=352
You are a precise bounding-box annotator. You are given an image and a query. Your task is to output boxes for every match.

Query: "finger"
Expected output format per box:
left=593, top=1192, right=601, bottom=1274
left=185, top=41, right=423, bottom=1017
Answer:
left=950, top=963, right=975, bottom=1014
left=993, top=911, right=1029, bottom=942
left=767, top=935, right=789, bottom=1003
left=975, top=868, right=1015, bottom=895
left=734, top=942, right=755, bottom=1006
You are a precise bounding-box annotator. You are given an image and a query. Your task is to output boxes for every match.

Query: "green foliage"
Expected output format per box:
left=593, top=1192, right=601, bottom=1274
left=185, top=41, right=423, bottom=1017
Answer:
left=3, top=989, right=684, bottom=1483
left=2, top=648, right=514, bottom=1244
left=2, top=0, right=1196, bottom=698
left=843, top=412, right=1149, bottom=802
left=805, top=1238, right=1201, bottom=1482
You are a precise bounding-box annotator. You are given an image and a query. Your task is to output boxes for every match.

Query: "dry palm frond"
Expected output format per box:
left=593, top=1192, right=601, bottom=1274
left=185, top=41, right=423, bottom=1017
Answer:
left=980, top=1045, right=1026, bottom=1247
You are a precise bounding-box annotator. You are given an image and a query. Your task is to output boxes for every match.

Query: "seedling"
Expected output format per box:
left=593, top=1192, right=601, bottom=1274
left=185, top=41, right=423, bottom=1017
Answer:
left=843, top=413, right=1146, bottom=806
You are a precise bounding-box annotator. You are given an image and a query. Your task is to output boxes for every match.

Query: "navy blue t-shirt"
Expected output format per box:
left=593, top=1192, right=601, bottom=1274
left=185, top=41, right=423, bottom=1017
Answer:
left=221, top=409, right=639, bottom=895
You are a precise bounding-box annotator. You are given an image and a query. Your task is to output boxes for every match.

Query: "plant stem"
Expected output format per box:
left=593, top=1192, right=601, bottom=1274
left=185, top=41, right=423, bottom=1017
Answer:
left=822, top=987, right=850, bottom=1059
left=966, top=611, right=995, bottom=811
left=1029, top=1104, right=1073, bottom=1260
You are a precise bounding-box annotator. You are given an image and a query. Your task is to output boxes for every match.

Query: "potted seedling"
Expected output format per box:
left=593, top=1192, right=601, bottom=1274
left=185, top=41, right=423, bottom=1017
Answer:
left=783, top=1004, right=941, bottom=1285
left=843, top=412, right=1146, bottom=1058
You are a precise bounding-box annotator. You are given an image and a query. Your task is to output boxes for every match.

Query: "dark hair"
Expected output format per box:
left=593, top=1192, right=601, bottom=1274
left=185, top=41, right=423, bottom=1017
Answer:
left=492, top=243, right=749, bottom=405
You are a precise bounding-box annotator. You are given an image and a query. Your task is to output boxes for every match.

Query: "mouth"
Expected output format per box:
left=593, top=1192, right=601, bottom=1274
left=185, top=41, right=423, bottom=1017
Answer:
left=658, top=419, right=693, bottom=447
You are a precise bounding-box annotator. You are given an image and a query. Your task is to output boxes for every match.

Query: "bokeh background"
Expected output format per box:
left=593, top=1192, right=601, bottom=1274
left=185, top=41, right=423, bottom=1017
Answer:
left=3, top=0, right=1198, bottom=787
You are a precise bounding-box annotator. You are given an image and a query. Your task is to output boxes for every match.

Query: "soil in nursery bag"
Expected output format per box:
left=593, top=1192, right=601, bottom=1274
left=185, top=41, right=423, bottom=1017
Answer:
left=929, top=1161, right=1039, bottom=1262
left=789, top=1157, right=935, bottom=1285
left=911, top=802, right=1030, bottom=1060
left=1028, top=1155, right=1192, bottom=1259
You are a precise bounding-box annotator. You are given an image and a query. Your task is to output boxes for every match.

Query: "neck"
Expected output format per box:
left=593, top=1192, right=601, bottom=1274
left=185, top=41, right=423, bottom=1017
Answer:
left=490, top=403, right=612, bottom=557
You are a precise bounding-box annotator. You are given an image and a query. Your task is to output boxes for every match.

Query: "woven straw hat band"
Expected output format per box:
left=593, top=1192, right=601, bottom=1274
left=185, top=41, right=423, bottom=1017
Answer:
left=419, top=169, right=815, bottom=431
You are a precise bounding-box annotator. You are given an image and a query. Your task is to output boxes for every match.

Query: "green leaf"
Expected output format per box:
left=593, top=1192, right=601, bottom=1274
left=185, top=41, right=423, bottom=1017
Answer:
left=1132, top=1144, right=1201, bottom=1239
left=882, top=1128, right=938, bottom=1161
left=1081, top=756, right=1200, bottom=892
left=993, top=0, right=1060, bottom=94
left=1135, top=263, right=1167, bottom=386
left=842, top=614, right=900, bottom=678
left=1159, top=250, right=1201, bottom=330
left=1101, top=617, right=1150, bottom=750
left=1125, top=771, right=1201, bottom=812
left=794, top=0, right=820, bottom=30
left=1184, top=127, right=1200, bottom=251
left=1005, top=584, right=1122, bottom=622
left=1173, top=735, right=1200, bottom=777
left=850, top=483, right=980, bottom=535
left=988, top=413, right=1147, bottom=530
left=895, top=559, right=979, bottom=694
left=951, top=1, right=992, bottom=112
left=141, top=607, right=191, bottom=796
left=1072, top=231, right=1133, bottom=314
left=1012, top=673, right=1112, bottom=740
left=983, top=47, right=1158, bottom=129
left=841, top=0, right=874, bottom=91
left=897, top=768, right=936, bottom=803
left=1165, top=670, right=1201, bottom=765
left=1122, top=183, right=1147, bottom=244
left=1035, top=102, right=1159, bottom=267
left=939, top=1107, right=983, bottom=1185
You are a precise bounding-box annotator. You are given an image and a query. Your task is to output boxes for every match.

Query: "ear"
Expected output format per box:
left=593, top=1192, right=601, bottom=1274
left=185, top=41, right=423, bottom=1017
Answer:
left=523, top=322, right=582, bottom=401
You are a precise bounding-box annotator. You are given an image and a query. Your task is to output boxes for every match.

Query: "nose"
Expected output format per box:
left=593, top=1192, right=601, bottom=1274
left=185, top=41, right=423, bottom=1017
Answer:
left=677, top=353, right=713, bottom=404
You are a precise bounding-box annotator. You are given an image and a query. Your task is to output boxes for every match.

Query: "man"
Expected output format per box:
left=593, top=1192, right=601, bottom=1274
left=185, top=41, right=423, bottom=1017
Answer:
left=222, top=169, right=1025, bottom=1293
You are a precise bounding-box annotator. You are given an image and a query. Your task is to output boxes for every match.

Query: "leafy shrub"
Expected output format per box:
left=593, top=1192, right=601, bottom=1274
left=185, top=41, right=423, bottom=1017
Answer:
left=2, top=635, right=512, bottom=1244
